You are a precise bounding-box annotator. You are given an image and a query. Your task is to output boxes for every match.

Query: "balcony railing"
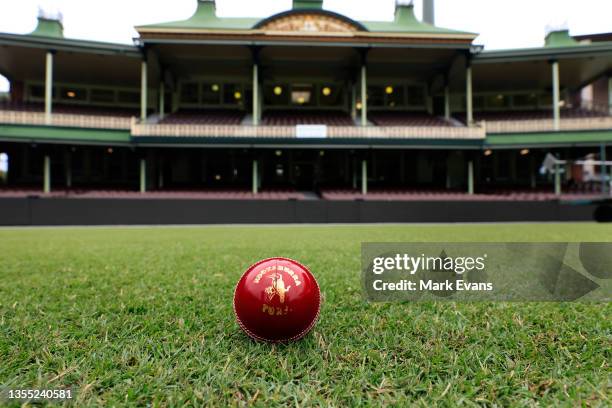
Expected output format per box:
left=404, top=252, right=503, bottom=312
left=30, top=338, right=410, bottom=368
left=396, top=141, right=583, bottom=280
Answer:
left=1, top=109, right=611, bottom=137
left=131, top=120, right=487, bottom=140
left=485, top=117, right=612, bottom=133
left=0, top=110, right=132, bottom=130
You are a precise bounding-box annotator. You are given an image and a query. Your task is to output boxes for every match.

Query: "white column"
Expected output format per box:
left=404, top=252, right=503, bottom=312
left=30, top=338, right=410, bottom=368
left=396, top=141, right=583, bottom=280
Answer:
left=466, top=65, right=473, bottom=125
left=600, top=143, right=608, bottom=195
left=252, top=160, right=258, bottom=194
left=444, top=85, right=451, bottom=121
left=140, top=159, right=146, bottom=193
left=140, top=60, right=148, bottom=121
left=361, top=160, right=367, bottom=195
left=552, top=61, right=560, bottom=131
left=159, top=82, right=165, bottom=120
left=361, top=64, right=367, bottom=127
left=43, top=155, right=51, bottom=194
left=467, top=160, right=474, bottom=195
left=45, top=51, right=54, bottom=125
left=350, top=83, right=357, bottom=121
left=554, top=162, right=561, bottom=196
left=253, top=64, right=259, bottom=126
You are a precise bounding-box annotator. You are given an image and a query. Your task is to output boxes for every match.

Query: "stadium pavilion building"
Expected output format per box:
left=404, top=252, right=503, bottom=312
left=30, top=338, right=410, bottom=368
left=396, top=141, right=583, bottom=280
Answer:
left=0, top=0, right=611, bottom=224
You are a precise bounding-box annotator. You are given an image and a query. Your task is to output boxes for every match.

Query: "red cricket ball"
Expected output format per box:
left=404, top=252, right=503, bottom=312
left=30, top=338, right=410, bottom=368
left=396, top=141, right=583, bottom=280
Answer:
left=233, top=258, right=321, bottom=343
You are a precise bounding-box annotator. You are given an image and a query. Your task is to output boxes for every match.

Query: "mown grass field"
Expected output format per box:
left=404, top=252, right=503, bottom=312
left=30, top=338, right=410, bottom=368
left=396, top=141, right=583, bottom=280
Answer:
left=0, top=224, right=610, bottom=406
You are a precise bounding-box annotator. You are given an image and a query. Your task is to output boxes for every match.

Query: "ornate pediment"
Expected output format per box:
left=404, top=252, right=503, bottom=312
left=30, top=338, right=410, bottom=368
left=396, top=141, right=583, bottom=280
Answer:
left=258, top=12, right=363, bottom=34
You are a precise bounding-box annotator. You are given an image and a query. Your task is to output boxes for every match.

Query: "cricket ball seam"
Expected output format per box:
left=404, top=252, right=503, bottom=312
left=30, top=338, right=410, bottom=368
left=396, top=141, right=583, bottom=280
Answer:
left=233, top=257, right=321, bottom=343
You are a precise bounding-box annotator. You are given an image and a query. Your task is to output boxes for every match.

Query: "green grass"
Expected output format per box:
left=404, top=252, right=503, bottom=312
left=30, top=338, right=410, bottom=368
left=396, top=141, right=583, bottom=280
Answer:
left=0, top=224, right=610, bottom=406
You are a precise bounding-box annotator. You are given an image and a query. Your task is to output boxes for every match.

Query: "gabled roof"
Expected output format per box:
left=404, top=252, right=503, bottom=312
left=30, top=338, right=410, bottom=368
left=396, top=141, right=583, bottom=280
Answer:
left=136, top=0, right=476, bottom=39
left=0, top=13, right=140, bottom=57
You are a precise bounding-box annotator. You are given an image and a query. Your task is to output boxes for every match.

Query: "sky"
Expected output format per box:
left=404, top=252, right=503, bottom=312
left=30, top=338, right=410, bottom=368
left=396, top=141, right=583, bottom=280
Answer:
left=0, top=0, right=611, bottom=91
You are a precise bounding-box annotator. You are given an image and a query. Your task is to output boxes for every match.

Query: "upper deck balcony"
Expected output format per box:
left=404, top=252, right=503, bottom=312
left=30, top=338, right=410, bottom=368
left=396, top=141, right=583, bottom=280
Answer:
left=0, top=102, right=135, bottom=130
left=2, top=102, right=612, bottom=141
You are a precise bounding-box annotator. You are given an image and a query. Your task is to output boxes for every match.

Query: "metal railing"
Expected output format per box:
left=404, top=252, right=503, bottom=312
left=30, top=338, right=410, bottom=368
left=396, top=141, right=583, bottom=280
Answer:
left=485, top=116, right=612, bottom=133
left=1, top=109, right=611, bottom=138
left=131, top=120, right=487, bottom=140
left=0, top=110, right=132, bottom=130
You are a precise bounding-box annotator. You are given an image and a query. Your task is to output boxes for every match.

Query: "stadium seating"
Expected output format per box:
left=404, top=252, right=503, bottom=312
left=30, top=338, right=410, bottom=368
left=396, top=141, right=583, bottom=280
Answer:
left=459, top=108, right=610, bottom=122
left=0, top=188, right=305, bottom=200
left=319, top=188, right=605, bottom=201
left=160, top=109, right=246, bottom=125
left=262, top=110, right=354, bottom=126
left=0, top=101, right=138, bottom=117
left=368, top=111, right=453, bottom=127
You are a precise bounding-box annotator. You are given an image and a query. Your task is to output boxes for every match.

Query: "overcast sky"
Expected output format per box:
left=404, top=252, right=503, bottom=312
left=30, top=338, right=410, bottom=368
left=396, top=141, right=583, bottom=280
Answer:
left=1, top=0, right=611, bottom=91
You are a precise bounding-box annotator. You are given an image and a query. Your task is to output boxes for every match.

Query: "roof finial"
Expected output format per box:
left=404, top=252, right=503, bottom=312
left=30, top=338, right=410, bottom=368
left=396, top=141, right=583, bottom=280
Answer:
left=544, top=22, right=578, bottom=48
left=293, top=0, right=324, bottom=10
left=32, top=6, right=64, bottom=38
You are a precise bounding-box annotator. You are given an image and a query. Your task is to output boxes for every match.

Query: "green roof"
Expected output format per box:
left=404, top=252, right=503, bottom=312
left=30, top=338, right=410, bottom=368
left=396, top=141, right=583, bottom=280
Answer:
left=292, top=0, right=323, bottom=10
left=362, top=4, right=474, bottom=35
left=137, top=1, right=258, bottom=31
left=137, top=0, right=475, bottom=37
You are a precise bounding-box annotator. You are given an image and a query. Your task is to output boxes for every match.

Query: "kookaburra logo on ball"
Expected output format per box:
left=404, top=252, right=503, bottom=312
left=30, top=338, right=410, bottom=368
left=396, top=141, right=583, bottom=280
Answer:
left=265, top=273, right=291, bottom=303
left=234, top=258, right=320, bottom=342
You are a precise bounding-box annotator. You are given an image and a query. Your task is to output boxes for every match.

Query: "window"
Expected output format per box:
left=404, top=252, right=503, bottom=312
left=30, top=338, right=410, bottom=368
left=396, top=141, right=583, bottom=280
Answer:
left=539, top=94, right=553, bottom=107
left=180, top=83, right=199, bottom=104
left=29, top=85, right=45, bottom=98
left=223, top=84, right=243, bottom=106
left=406, top=86, right=425, bottom=106
left=264, top=84, right=289, bottom=106
left=202, top=83, right=221, bottom=104
left=486, top=94, right=510, bottom=108
left=367, top=86, right=384, bottom=107
left=319, top=85, right=343, bottom=107
left=117, top=91, right=140, bottom=104
left=61, top=87, right=88, bottom=102
left=513, top=94, right=538, bottom=108
left=386, top=85, right=404, bottom=107
left=474, top=96, right=485, bottom=110
left=291, top=85, right=313, bottom=106
left=91, top=89, right=115, bottom=103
